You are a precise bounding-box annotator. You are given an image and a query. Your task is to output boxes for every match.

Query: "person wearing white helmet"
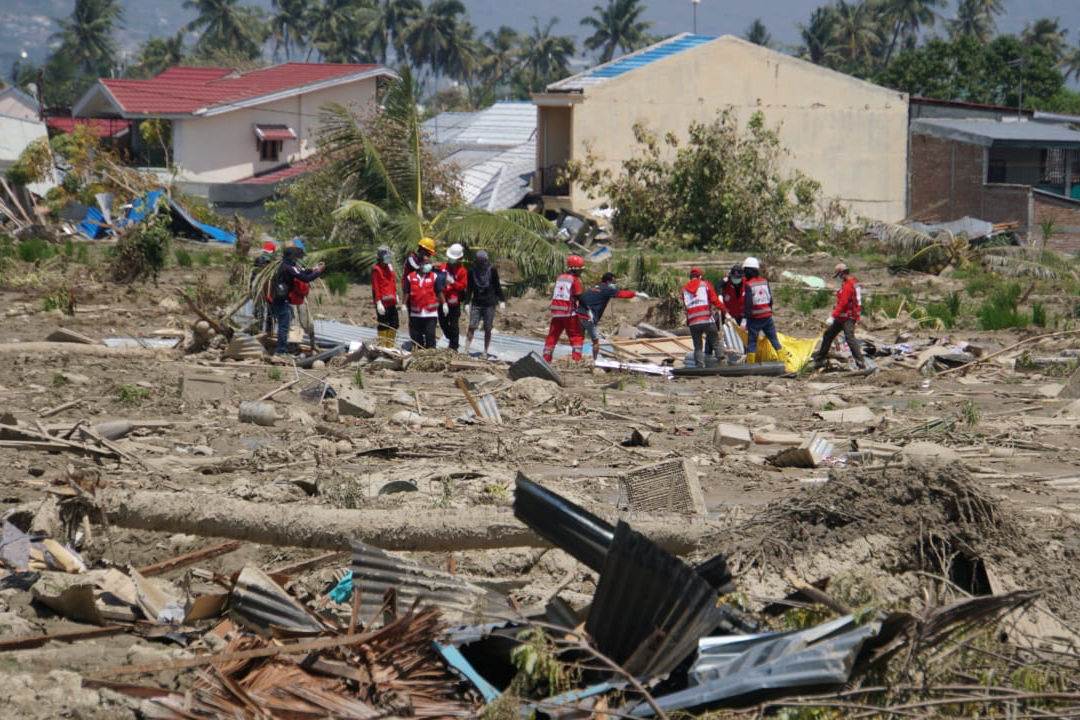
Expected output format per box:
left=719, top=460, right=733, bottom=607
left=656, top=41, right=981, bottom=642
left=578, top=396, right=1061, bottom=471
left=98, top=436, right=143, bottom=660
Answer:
left=437, top=243, right=468, bottom=351
left=741, top=256, right=782, bottom=363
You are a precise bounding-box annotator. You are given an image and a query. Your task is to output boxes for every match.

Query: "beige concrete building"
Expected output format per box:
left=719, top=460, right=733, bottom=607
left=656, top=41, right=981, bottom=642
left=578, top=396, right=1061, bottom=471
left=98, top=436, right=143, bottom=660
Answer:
left=533, top=34, right=909, bottom=222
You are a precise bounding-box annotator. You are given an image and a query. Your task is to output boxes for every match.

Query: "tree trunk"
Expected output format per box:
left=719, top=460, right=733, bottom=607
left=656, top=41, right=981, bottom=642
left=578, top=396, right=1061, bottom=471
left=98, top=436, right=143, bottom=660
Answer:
left=94, top=489, right=720, bottom=555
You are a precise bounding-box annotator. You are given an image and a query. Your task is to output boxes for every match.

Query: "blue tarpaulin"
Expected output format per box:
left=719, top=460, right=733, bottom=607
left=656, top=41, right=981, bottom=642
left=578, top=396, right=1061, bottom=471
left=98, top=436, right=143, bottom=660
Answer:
left=77, top=188, right=235, bottom=244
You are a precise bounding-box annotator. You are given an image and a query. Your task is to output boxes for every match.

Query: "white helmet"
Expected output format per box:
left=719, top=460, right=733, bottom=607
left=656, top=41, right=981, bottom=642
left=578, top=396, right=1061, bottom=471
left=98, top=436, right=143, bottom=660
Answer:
left=742, top=256, right=760, bottom=270
left=447, top=243, right=464, bottom=261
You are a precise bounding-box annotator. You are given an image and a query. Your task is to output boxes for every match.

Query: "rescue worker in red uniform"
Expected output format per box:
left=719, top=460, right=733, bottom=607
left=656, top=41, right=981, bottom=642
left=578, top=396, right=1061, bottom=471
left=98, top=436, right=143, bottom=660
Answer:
left=403, top=236, right=437, bottom=292
left=543, top=255, right=586, bottom=362
left=437, top=243, right=468, bottom=351
left=403, top=260, right=446, bottom=350
left=371, top=246, right=399, bottom=347
left=813, top=262, right=867, bottom=370
left=681, top=268, right=725, bottom=368
left=742, top=257, right=783, bottom=363
left=720, top=265, right=745, bottom=324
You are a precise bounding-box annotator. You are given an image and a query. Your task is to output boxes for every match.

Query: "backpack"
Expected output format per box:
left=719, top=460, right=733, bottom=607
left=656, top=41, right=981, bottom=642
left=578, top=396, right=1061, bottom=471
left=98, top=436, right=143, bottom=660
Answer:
left=288, top=280, right=310, bottom=305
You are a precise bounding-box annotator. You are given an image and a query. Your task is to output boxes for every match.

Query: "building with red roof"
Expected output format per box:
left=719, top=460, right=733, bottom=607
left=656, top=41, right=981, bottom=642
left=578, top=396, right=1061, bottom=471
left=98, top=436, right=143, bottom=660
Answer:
left=72, top=63, right=395, bottom=186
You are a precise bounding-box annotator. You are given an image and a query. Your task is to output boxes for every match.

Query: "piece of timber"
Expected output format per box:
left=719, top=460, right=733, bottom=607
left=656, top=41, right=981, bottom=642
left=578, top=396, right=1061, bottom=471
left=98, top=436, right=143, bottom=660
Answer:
left=136, top=540, right=243, bottom=577
left=0, top=625, right=128, bottom=652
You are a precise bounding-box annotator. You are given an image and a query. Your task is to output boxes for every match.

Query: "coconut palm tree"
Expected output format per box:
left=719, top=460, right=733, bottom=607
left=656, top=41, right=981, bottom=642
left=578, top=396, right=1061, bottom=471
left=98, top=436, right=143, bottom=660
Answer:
left=184, top=0, right=266, bottom=60
left=309, top=0, right=370, bottom=62
left=948, top=0, right=1003, bottom=43
left=131, top=32, right=186, bottom=77
left=799, top=6, right=840, bottom=66
left=360, top=0, right=422, bottom=64
left=52, top=0, right=123, bottom=75
left=1064, top=44, right=1080, bottom=83
left=881, top=0, right=943, bottom=66
left=744, top=19, right=772, bottom=47
left=1021, top=18, right=1069, bottom=63
left=270, top=0, right=312, bottom=61
left=402, top=0, right=466, bottom=82
left=831, top=0, right=882, bottom=66
left=478, top=26, right=521, bottom=91
left=580, top=0, right=652, bottom=64
left=519, top=17, right=576, bottom=93
left=328, top=67, right=562, bottom=288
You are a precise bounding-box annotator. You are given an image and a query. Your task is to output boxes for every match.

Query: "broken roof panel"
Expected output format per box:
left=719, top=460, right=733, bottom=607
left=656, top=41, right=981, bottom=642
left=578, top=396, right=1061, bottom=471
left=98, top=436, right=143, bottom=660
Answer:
left=912, top=117, right=1080, bottom=148
left=548, top=34, right=716, bottom=92
left=513, top=473, right=615, bottom=572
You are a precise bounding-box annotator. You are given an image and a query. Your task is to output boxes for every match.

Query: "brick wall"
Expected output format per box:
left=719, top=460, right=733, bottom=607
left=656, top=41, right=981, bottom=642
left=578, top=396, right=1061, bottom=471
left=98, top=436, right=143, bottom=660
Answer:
left=909, top=133, right=1031, bottom=237
left=1034, top=193, right=1080, bottom=254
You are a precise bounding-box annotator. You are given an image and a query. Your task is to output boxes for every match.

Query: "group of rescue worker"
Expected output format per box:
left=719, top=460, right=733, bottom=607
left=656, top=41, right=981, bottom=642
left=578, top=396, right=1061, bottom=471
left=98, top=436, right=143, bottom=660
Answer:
left=257, top=236, right=866, bottom=369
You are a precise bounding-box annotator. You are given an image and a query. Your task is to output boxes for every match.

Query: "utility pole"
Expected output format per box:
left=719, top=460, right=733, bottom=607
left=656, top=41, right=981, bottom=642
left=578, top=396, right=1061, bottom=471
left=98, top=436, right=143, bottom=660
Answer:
left=692, top=0, right=701, bottom=34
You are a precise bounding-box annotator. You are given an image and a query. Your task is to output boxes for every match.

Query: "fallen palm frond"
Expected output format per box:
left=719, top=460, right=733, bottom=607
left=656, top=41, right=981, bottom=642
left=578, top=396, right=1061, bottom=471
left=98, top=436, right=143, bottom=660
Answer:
left=980, top=246, right=1074, bottom=281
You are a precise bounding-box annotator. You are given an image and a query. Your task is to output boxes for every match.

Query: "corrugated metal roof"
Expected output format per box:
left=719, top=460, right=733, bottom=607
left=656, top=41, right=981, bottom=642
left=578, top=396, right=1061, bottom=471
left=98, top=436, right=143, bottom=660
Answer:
left=422, top=111, right=475, bottom=145
left=911, top=117, right=1080, bottom=147
left=548, top=34, right=716, bottom=92
left=461, top=140, right=536, bottom=211
left=513, top=473, right=615, bottom=573
left=230, top=566, right=327, bottom=637
left=586, top=521, right=723, bottom=679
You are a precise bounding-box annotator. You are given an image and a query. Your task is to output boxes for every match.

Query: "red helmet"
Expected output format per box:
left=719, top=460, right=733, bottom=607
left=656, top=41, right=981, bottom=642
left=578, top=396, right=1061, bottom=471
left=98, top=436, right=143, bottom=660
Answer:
left=566, top=255, right=585, bottom=269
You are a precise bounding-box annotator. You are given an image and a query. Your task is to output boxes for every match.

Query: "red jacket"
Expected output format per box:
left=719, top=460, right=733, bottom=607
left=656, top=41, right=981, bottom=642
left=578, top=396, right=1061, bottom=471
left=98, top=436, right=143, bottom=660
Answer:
left=438, top=262, right=468, bottom=305
left=832, top=275, right=862, bottom=323
left=745, top=277, right=773, bottom=320
left=406, top=271, right=439, bottom=317
left=681, top=278, right=723, bottom=326
left=550, top=272, right=584, bottom=318
left=721, top=281, right=745, bottom=321
left=371, top=263, right=397, bottom=306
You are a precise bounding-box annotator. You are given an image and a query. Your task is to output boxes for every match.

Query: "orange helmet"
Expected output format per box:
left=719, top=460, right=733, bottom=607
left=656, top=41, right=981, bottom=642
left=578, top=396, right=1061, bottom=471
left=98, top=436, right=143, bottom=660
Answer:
left=566, top=255, right=585, bottom=269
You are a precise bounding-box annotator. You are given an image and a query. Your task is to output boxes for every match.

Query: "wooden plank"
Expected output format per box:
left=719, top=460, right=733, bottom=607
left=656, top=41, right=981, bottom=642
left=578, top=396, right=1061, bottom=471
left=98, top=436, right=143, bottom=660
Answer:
left=0, top=625, right=128, bottom=652
left=267, top=551, right=349, bottom=577
left=136, top=540, right=243, bottom=577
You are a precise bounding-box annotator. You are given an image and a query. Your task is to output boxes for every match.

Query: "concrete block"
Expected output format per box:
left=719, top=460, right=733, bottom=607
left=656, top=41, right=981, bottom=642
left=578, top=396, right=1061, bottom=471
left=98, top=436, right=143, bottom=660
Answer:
left=337, top=388, right=376, bottom=418
left=45, top=328, right=96, bottom=345
left=713, top=422, right=752, bottom=449
left=181, top=372, right=228, bottom=403
left=508, top=352, right=563, bottom=387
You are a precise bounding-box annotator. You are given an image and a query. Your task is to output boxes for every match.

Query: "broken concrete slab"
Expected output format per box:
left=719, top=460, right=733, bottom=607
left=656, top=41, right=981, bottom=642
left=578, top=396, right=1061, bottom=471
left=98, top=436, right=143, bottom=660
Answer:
left=45, top=327, right=96, bottom=345
left=816, top=405, right=880, bottom=426
left=511, top=376, right=560, bottom=405
left=1036, top=383, right=1063, bottom=399
left=768, top=433, right=834, bottom=469
left=336, top=387, right=376, bottom=419
left=508, top=351, right=563, bottom=387
left=901, top=441, right=961, bottom=466
left=1059, top=365, right=1080, bottom=400
left=181, top=372, right=229, bottom=403
left=712, top=423, right=752, bottom=449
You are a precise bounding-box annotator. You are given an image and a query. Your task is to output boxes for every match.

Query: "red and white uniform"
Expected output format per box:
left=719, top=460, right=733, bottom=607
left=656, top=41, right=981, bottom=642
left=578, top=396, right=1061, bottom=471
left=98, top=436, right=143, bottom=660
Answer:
left=371, top=263, right=397, bottom=308
left=832, top=275, right=862, bottom=323
left=721, top=282, right=745, bottom=322
left=549, top=272, right=583, bottom=318
left=406, top=271, right=439, bottom=318
left=681, top=278, right=724, bottom=327
left=438, top=262, right=468, bottom=306
left=745, top=277, right=773, bottom=320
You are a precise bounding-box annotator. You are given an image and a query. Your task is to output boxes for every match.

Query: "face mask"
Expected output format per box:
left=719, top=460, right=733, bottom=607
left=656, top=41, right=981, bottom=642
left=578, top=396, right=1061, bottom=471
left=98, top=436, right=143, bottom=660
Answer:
left=733, top=277, right=742, bottom=285
left=421, top=263, right=433, bottom=274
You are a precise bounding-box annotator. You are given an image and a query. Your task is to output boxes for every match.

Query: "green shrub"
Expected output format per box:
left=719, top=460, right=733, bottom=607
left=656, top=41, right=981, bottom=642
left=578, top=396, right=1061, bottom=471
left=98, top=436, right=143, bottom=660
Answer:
left=795, top=288, right=831, bottom=314
left=1032, top=302, right=1047, bottom=328
left=63, top=238, right=75, bottom=257
left=116, top=384, right=150, bottom=405
left=175, top=248, right=193, bottom=267
left=325, top=272, right=350, bottom=297
left=17, top=237, right=54, bottom=263
left=0, top=235, right=14, bottom=259
left=74, top=244, right=90, bottom=265
left=196, top=251, right=213, bottom=267
left=110, top=213, right=171, bottom=283
left=977, top=282, right=1026, bottom=330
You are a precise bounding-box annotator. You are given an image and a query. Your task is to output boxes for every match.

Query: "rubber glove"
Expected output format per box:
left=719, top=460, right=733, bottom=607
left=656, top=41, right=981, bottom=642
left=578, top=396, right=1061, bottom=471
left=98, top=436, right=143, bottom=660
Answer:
left=376, top=300, right=385, bottom=315
left=499, top=302, right=506, bottom=311
left=441, top=303, right=449, bottom=315
left=826, top=316, right=834, bottom=326
left=464, top=304, right=471, bottom=315
left=635, top=291, right=649, bottom=299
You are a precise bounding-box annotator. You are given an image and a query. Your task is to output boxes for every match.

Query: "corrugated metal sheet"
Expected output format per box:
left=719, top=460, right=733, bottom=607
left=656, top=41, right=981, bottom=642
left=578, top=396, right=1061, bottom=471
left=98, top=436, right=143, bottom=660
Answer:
left=548, top=34, right=716, bottom=92
left=465, top=140, right=536, bottom=211
left=451, top=102, right=536, bottom=147
left=586, top=521, right=723, bottom=679
left=912, top=117, right=1080, bottom=147
left=631, top=615, right=883, bottom=716
left=422, top=111, right=475, bottom=145
left=513, top=473, right=614, bottom=573
left=230, top=566, right=327, bottom=637
left=350, top=540, right=509, bottom=624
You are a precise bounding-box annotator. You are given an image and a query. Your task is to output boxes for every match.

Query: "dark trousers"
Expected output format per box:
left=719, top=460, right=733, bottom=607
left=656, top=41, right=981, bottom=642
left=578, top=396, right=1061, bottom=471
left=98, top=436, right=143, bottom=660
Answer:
left=272, top=301, right=292, bottom=354
left=746, top=316, right=781, bottom=355
left=815, top=318, right=866, bottom=368
left=438, top=303, right=461, bottom=350
left=690, top=322, right=720, bottom=367
left=409, top=316, right=437, bottom=349
left=377, top=305, right=400, bottom=331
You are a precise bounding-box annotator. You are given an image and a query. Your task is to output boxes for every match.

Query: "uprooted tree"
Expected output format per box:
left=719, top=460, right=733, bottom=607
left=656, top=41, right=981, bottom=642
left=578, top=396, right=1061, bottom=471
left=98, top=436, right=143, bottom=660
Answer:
left=567, top=109, right=822, bottom=251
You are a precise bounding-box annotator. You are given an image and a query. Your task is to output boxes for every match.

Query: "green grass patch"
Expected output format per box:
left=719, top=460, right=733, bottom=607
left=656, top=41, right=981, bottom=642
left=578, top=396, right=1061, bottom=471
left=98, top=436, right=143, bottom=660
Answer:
left=175, top=248, right=193, bottom=268
left=1032, top=301, right=1047, bottom=328
left=196, top=251, right=214, bottom=267
left=116, top=384, right=150, bottom=405
left=325, top=272, right=350, bottom=297
left=977, top=282, right=1026, bottom=330
left=17, top=237, right=54, bottom=263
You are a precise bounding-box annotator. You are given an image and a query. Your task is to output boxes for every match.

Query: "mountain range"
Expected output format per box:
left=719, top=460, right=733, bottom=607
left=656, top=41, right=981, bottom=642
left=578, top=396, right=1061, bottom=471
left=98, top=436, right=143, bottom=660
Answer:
left=1, top=0, right=1077, bottom=81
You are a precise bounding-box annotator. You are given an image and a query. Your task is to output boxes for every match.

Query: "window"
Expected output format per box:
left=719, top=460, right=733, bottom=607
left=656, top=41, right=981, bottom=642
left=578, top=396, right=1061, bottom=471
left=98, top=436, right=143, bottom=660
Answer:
left=258, top=139, right=282, bottom=162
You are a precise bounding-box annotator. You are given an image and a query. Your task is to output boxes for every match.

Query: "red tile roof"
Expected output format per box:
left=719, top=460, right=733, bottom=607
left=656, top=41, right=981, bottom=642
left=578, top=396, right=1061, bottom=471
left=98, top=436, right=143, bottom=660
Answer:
left=99, top=63, right=385, bottom=116
left=235, top=159, right=319, bottom=185
left=254, top=123, right=297, bottom=141
left=46, top=117, right=130, bottom=138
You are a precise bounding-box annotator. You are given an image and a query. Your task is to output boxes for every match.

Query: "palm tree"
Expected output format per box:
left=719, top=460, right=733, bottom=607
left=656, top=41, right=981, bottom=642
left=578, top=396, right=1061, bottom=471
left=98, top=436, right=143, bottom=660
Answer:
left=270, top=0, right=312, bottom=61
left=799, top=6, right=839, bottom=66
left=949, top=0, right=1003, bottom=43
left=328, top=67, right=562, bottom=288
left=519, top=17, right=576, bottom=93
left=1064, top=44, right=1080, bottom=83
left=360, top=0, right=422, bottom=65
left=831, top=0, right=881, bottom=66
left=479, top=26, right=521, bottom=91
left=744, top=19, right=772, bottom=47
left=580, top=0, right=652, bottom=64
left=132, top=32, right=186, bottom=77
left=881, top=0, right=943, bottom=66
left=403, top=0, right=466, bottom=82
left=52, top=0, right=123, bottom=75
left=184, top=0, right=266, bottom=60
left=309, top=0, right=369, bottom=63
left=1021, top=18, right=1068, bottom=63
left=441, top=19, right=479, bottom=82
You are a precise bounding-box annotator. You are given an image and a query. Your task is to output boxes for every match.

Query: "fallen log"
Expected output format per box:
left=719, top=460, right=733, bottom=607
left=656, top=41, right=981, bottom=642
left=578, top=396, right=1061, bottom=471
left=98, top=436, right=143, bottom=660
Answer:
left=93, top=489, right=719, bottom=555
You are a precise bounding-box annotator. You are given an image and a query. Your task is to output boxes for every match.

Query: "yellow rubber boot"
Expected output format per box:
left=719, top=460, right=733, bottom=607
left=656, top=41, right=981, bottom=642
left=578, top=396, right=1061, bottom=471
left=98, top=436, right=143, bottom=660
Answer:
left=745, top=352, right=756, bottom=364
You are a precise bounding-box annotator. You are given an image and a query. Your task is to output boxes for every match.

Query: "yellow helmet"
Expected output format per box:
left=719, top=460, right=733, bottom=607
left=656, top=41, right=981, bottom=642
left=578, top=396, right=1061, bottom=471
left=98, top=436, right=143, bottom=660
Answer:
left=419, top=236, right=436, bottom=254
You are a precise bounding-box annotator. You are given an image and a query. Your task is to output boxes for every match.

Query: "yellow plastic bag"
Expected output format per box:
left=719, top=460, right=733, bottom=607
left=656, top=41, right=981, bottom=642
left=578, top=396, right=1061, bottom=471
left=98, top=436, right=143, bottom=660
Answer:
left=736, top=326, right=818, bottom=373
